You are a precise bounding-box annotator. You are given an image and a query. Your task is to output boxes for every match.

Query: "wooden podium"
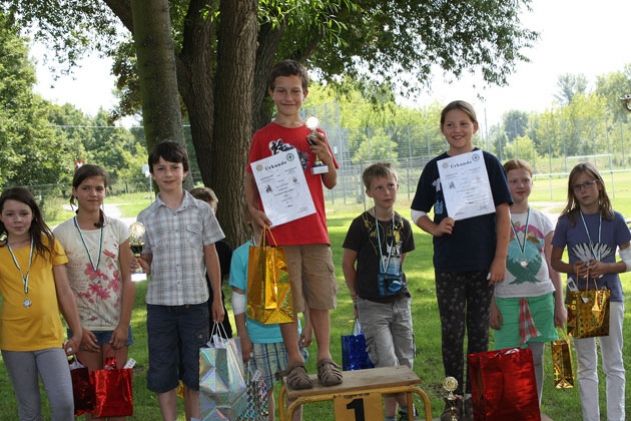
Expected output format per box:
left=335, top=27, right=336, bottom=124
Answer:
left=278, top=366, right=432, bottom=421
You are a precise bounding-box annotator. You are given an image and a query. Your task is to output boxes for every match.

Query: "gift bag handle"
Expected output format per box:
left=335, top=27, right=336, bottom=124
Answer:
left=575, top=267, right=600, bottom=291
left=210, top=321, right=230, bottom=347
left=352, top=319, right=363, bottom=336
left=260, top=225, right=279, bottom=248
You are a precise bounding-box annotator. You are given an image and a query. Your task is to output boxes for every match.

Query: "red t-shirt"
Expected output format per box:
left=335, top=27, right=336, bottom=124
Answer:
left=247, top=122, right=339, bottom=246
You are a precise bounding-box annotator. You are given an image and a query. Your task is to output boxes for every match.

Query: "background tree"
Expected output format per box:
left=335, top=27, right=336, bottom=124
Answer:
left=503, top=110, right=529, bottom=142
left=596, top=64, right=631, bottom=122
left=129, top=0, right=191, bottom=188
left=0, top=15, right=75, bottom=189
left=352, top=128, right=398, bottom=163
left=555, top=73, right=588, bottom=105
left=2, top=0, right=538, bottom=242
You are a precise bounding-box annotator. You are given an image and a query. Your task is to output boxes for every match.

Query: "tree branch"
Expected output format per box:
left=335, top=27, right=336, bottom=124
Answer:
left=103, top=0, right=134, bottom=33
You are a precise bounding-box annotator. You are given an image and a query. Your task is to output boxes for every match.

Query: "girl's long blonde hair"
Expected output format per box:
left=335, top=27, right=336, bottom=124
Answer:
left=561, top=162, right=613, bottom=225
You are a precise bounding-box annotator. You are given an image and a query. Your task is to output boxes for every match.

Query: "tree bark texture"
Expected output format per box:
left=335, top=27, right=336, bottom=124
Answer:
left=212, top=0, right=258, bottom=245
left=176, top=0, right=216, bottom=191
left=129, top=0, right=191, bottom=188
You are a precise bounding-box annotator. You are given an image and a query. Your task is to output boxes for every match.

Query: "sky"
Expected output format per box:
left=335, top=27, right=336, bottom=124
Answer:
left=32, top=0, right=631, bottom=131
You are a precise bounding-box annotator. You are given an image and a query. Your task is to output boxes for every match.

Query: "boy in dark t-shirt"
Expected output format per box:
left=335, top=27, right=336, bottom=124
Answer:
left=343, top=163, right=416, bottom=421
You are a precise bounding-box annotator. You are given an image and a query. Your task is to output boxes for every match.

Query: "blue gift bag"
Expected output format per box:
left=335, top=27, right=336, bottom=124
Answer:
left=341, top=320, right=374, bottom=371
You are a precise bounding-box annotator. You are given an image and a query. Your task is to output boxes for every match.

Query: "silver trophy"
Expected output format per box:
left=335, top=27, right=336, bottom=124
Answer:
left=129, top=221, right=145, bottom=273
left=306, top=116, right=329, bottom=175
left=442, top=376, right=459, bottom=421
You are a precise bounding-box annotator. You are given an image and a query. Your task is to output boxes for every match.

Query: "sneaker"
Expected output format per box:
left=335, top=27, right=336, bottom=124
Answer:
left=440, top=397, right=462, bottom=421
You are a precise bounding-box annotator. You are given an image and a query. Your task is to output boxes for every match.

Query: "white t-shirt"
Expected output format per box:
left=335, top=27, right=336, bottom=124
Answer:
left=494, top=208, right=556, bottom=298
left=54, top=216, right=130, bottom=331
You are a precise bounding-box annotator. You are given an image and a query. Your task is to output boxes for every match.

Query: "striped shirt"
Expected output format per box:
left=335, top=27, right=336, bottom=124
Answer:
left=138, top=191, right=225, bottom=305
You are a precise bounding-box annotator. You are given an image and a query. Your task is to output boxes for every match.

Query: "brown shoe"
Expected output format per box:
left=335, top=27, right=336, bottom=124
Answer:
left=317, top=358, right=343, bottom=386
left=283, top=362, right=313, bottom=390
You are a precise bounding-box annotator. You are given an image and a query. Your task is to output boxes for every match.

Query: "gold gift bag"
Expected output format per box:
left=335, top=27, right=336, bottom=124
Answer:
left=551, top=331, right=574, bottom=389
left=567, top=275, right=610, bottom=339
left=246, top=227, right=294, bottom=324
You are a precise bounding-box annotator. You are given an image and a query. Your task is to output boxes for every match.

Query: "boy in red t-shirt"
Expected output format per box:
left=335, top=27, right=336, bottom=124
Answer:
left=244, top=59, right=341, bottom=389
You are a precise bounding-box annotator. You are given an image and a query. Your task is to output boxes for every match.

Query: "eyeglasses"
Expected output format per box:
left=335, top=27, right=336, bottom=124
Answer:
left=572, top=179, right=597, bottom=192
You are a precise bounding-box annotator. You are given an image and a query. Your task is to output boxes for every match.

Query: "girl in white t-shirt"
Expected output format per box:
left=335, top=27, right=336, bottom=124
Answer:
left=489, top=159, right=566, bottom=404
left=53, top=164, right=135, bottom=419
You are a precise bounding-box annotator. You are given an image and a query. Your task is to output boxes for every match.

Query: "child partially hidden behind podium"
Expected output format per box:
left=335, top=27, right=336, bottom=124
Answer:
left=342, top=163, right=417, bottom=421
left=229, top=215, right=305, bottom=421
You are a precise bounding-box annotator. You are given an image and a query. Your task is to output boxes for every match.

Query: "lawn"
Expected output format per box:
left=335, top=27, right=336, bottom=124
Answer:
left=2, top=171, right=631, bottom=419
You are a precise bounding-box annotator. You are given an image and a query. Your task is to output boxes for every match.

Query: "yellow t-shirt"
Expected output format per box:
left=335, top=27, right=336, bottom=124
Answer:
left=0, top=238, right=68, bottom=351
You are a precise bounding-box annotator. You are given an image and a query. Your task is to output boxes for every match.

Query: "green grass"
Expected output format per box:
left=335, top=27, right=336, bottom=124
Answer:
left=3, top=173, right=631, bottom=419
left=107, top=192, right=155, bottom=218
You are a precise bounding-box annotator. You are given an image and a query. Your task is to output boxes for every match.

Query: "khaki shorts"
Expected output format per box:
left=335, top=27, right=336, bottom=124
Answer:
left=282, top=244, right=337, bottom=311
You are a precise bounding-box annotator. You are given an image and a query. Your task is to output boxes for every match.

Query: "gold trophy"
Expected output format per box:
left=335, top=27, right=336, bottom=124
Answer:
left=129, top=221, right=145, bottom=273
left=442, top=376, right=459, bottom=421
left=306, top=116, right=329, bottom=175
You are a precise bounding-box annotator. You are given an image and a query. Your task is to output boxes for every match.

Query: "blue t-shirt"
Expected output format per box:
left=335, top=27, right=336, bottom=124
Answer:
left=228, top=241, right=283, bottom=343
left=552, top=210, right=630, bottom=302
left=411, top=148, right=512, bottom=272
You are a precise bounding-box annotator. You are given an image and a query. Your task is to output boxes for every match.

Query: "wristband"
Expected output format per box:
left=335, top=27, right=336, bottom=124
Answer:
left=232, top=291, right=246, bottom=315
left=411, top=209, right=427, bottom=225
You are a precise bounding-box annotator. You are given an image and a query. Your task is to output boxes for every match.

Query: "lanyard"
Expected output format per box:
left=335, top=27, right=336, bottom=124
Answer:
left=73, top=217, right=104, bottom=273
left=510, top=208, right=531, bottom=268
left=579, top=211, right=602, bottom=260
left=374, top=211, right=395, bottom=273
left=6, top=238, right=34, bottom=301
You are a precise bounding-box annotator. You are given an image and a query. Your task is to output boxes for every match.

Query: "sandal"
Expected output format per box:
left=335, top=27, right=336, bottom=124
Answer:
left=283, top=362, right=313, bottom=390
left=317, top=358, right=343, bottom=386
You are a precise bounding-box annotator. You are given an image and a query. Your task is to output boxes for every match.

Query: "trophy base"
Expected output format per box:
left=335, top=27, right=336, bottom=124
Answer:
left=312, top=165, right=329, bottom=175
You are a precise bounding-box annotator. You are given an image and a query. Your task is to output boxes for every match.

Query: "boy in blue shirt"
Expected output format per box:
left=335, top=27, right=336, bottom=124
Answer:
left=343, top=163, right=416, bottom=421
left=138, top=141, right=225, bottom=421
left=230, top=218, right=304, bottom=421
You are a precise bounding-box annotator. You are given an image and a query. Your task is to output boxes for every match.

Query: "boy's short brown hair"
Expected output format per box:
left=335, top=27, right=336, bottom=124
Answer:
left=503, top=159, right=533, bottom=176
left=361, top=162, right=398, bottom=190
left=148, top=141, right=189, bottom=173
left=267, top=59, right=310, bottom=92
left=190, top=187, right=218, bottom=211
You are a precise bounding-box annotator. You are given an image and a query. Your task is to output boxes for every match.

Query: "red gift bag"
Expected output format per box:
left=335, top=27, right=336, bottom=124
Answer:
left=69, top=357, right=96, bottom=416
left=468, top=347, right=540, bottom=421
left=90, top=357, right=133, bottom=417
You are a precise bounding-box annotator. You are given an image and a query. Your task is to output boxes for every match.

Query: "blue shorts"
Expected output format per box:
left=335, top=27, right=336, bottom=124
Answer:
left=68, top=328, right=134, bottom=347
left=146, top=303, right=209, bottom=393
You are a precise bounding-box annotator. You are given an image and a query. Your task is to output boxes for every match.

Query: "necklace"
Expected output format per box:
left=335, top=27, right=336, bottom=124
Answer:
left=579, top=211, right=602, bottom=260
left=73, top=216, right=104, bottom=273
left=6, top=237, right=34, bottom=308
left=510, top=208, right=531, bottom=268
left=374, top=210, right=396, bottom=273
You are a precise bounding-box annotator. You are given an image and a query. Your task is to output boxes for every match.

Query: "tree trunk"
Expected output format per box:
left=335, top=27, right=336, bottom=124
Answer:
left=129, top=0, right=192, bottom=188
left=252, top=21, right=285, bottom=131
left=176, top=0, right=216, bottom=190
left=212, top=0, right=258, bottom=246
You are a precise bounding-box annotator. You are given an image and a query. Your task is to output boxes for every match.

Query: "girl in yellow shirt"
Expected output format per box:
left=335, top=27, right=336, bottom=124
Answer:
left=0, top=187, right=82, bottom=421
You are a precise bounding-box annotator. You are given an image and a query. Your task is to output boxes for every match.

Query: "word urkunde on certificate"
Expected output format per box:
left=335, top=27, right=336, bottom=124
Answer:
left=437, top=150, right=495, bottom=221
left=251, top=149, right=316, bottom=227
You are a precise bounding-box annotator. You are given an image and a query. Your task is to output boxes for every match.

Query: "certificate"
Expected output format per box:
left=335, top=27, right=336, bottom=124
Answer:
left=250, top=149, right=316, bottom=227
left=437, top=150, right=495, bottom=221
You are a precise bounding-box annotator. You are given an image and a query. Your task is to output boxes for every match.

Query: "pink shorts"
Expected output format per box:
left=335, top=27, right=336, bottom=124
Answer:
left=282, top=244, right=337, bottom=311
